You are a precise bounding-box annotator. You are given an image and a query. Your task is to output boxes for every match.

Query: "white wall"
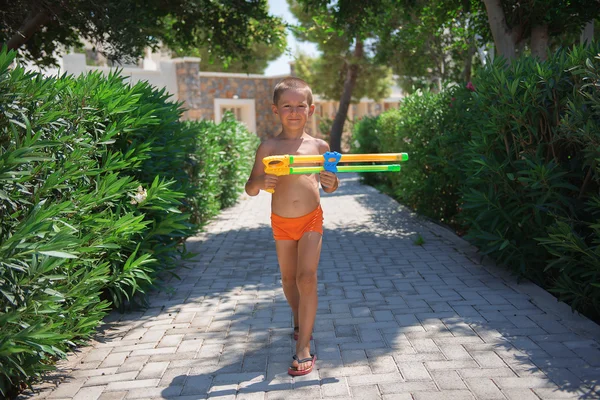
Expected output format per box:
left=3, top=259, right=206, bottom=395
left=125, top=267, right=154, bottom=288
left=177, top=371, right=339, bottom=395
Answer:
left=61, top=53, right=179, bottom=98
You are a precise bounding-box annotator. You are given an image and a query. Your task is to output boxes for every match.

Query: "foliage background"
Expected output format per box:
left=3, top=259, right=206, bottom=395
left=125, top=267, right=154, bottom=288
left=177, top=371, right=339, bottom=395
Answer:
left=0, top=49, right=258, bottom=398
left=351, top=43, right=600, bottom=322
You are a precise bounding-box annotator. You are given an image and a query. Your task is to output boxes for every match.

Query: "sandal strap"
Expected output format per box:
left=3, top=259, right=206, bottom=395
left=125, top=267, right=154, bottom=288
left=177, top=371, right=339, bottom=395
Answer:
left=296, top=355, right=314, bottom=364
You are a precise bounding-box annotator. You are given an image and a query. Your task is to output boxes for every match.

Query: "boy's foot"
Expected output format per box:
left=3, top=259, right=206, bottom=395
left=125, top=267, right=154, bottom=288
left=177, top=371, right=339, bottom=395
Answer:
left=288, top=354, right=317, bottom=376
left=293, top=326, right=313, bottom=341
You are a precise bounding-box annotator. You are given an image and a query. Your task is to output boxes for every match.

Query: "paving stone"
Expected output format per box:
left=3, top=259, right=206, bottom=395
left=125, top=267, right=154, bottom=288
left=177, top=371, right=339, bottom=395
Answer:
left=431, top=370, right=467, bottom=390
left=97, top=392, right=128, bottom=400
left=378, top=381, right=438, bottom=394
left=369, top=355, right=398, bottom=374
left=47, top=381, right=85, bottom=399
left=84, top=372, right=139, bottom=387
left=116, top=356, right=149, bottom=373
left=347, top=372, right=403, bottom=386
left=412, top=391, right=475, bottom=400
left=72, top=386, right=106, bottom=400
left=350, top=385, right=381, bottom=399
left=502, top=389, right=542, bottom=400
left=181, top=375, right=213, bottom=395
left=399, top=362, right=431, bottom=381
left=99, top=353, right=130, bottom=369
left=136, top=361, right=169, bottom=379
left=320, top=377, right=350, bottom=397
left=464, top=378, right=505, bottom=399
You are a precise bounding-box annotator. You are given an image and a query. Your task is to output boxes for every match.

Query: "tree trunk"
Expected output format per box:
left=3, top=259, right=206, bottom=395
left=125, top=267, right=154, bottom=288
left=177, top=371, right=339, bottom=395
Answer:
left=464, top=42, right=476, bottom=82
left=329, top=38, right=363, bottom=153
left=482, top=0, right=517, bottom=62
left=5, top=9, right=51, bottom=51
left=581, top=20, right=594, bottom=46
left=530, top=24, right=549, bottom=60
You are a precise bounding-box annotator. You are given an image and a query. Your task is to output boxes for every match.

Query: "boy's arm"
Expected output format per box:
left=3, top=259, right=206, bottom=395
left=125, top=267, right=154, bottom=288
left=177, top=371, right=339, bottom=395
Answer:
left=318, top=139, right=339, bottom=193
left=245, top=141, right=277, bottom=196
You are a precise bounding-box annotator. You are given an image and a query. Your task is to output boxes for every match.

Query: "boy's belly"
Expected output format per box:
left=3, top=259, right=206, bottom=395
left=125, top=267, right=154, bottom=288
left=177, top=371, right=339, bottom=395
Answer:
left=271, top=174, right=320, bottom=218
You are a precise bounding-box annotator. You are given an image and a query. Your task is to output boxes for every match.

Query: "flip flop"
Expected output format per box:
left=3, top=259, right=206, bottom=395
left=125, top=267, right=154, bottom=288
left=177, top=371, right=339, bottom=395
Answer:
left=293, top=326, right=313, bottom=341
left=288, top=354, right=317, bottom=376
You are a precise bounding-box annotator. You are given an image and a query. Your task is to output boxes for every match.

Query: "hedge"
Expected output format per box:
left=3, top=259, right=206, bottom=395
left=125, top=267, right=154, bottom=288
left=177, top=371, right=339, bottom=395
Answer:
left=0, top=49, right=258, bottom=397
left=351, top=42, right=600, bottom=321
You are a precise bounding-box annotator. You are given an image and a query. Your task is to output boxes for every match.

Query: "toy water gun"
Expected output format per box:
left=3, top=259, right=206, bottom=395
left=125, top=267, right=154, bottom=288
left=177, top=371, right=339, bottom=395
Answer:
left=262, top=151, right=408, bottom=193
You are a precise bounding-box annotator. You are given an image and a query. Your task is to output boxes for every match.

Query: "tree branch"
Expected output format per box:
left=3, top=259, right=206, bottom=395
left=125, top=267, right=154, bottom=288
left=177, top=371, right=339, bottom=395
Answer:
left=5, top=9, right=52, bottom=51
left=329, top=38, right=363, bottom=153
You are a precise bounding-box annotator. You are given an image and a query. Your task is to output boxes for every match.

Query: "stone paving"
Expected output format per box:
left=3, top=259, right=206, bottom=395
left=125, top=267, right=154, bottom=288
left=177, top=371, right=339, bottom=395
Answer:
left=24, top=175, right=600, bottom=400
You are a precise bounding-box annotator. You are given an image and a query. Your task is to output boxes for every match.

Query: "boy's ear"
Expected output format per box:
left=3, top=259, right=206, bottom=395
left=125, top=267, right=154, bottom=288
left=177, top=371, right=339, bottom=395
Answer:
left=308, top=104, right=316, bottom=117
left=271, top=104, right=278, bottom=114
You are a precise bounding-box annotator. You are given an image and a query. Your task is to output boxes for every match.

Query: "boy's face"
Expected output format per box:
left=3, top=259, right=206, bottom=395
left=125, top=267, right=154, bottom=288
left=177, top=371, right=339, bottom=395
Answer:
left=272, top=88, right=315, bottom=131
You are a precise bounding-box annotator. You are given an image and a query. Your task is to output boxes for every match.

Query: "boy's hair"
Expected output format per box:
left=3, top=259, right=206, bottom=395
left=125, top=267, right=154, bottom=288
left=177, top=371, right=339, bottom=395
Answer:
left=273, top=77, right=313, bottom=106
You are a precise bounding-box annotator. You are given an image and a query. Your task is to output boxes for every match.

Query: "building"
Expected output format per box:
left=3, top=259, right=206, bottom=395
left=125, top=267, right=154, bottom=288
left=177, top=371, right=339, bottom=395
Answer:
left=52, top=51, right=404, bottom=143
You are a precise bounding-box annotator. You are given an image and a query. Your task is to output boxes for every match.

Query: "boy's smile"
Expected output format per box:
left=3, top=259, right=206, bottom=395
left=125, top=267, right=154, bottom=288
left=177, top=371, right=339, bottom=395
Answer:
left=272, top=88, right=315, bottom=134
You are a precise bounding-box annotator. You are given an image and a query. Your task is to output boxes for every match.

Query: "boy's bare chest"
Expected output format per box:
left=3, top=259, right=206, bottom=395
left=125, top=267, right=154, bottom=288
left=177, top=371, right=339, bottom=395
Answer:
left=271, top=141, right=320, bottom=157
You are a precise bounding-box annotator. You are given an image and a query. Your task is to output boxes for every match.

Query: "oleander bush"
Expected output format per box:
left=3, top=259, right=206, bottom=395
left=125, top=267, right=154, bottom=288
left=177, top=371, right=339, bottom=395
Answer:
left=350, top=85, right=472, bottom=227
left=352, top=42, right=600, bottom=321
left=187, top=116, right=260, bottom=225
left=0, top=48, right=257, bottom=397
left=460, top=45, right=600, bottom=318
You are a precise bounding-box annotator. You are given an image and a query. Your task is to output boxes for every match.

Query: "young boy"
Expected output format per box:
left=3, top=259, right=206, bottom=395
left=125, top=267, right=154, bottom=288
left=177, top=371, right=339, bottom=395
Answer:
left=245, top=77, right=339, bottom=376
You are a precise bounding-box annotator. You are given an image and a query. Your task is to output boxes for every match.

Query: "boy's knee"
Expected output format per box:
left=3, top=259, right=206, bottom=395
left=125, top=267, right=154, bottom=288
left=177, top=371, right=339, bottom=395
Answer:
left=281, top=274, right=297, bottom=287
left=296, top=271, right=317, bottom=290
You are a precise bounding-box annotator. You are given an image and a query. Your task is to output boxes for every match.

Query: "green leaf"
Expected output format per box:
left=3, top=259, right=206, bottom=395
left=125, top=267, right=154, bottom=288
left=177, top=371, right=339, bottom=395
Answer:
left=38, top=251, right=78, bottom=259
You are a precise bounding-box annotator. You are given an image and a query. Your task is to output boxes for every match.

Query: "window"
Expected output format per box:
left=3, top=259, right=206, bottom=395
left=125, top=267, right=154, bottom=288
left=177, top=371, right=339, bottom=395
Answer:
left=221, top=106, right=242, bottom=121
left=214, top=98, right=256, bottom=134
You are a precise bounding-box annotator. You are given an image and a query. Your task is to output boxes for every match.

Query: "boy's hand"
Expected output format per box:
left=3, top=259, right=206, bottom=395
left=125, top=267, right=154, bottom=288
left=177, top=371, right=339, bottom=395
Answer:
left=262, top=174, right=278, bottom=191
left=320, top=171, right=338, bottom=191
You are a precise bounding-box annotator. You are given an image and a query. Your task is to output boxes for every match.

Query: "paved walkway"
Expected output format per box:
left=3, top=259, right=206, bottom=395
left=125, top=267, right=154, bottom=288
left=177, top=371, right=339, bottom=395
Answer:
left=25, top=175, right=600, bottom=400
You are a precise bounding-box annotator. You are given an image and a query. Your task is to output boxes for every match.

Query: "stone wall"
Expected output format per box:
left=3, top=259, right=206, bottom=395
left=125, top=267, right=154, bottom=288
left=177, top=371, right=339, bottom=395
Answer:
left=175, top=61, right=202, bottom=121
left=196, top=75, right=283, bottom=139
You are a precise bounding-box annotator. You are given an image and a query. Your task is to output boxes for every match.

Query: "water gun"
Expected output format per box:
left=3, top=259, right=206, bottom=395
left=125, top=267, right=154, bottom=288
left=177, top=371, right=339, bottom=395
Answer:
left=262, top=151, right=408, bottom=193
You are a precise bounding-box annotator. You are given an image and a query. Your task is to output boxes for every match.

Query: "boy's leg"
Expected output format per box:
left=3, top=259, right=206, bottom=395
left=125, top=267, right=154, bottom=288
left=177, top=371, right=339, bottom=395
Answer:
left=292, top=230, right=322, bottom=371
left=275, top=240, right=300, bottom=328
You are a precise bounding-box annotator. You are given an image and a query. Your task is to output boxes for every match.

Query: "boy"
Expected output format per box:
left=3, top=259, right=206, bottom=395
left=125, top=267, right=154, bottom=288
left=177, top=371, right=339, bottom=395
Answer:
left=245, top=77, right=339, bottom=376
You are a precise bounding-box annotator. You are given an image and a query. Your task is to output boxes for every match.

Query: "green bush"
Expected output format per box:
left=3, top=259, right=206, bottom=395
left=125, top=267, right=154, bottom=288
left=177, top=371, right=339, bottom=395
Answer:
left=350, top=115, right=381, bottom=187
left=215, top=114, right=260, bottom=209
left=352, top=43, right=600, bottom=320
left=461, top=45, right=600, bottom=314
left=350, top=86, right=472, bottom=226
left=538, top=52, right=600, bottom=316
left=0, top=49, right=256, bottom=397
left=187, top=115, right=259, bottom=226
left=0, top=51, right=192, bottom=396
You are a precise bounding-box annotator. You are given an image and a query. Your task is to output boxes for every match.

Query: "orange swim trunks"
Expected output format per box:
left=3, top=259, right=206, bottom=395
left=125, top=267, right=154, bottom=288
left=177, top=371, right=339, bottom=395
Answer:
left=271, top=205, right=324, bottom=241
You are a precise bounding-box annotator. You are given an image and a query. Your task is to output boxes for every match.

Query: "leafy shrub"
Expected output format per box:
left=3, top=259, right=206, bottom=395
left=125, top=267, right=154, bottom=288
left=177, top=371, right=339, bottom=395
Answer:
left=216, top=114, right=260, bottom=209
left=352, top=43, right=600, bottom=321
left=187, top=114, right=259, bottom=226
left=0, top=51, right=192, bottom=396
left=536, top=50, right=600, bottom=317
left=350, top=115, right=381, bottom=187
left=538, top=198, right=600, bottom=318
left=350, top=86, right=472, bottom=226
left=0, top=49, right=256, bottom=397
left=461, top=44, right=600, bottom=303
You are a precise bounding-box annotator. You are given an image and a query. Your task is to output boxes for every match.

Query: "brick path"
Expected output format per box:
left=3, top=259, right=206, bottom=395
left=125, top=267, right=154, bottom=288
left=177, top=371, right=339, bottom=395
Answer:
left=24, top=175, right=600, bottom=400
